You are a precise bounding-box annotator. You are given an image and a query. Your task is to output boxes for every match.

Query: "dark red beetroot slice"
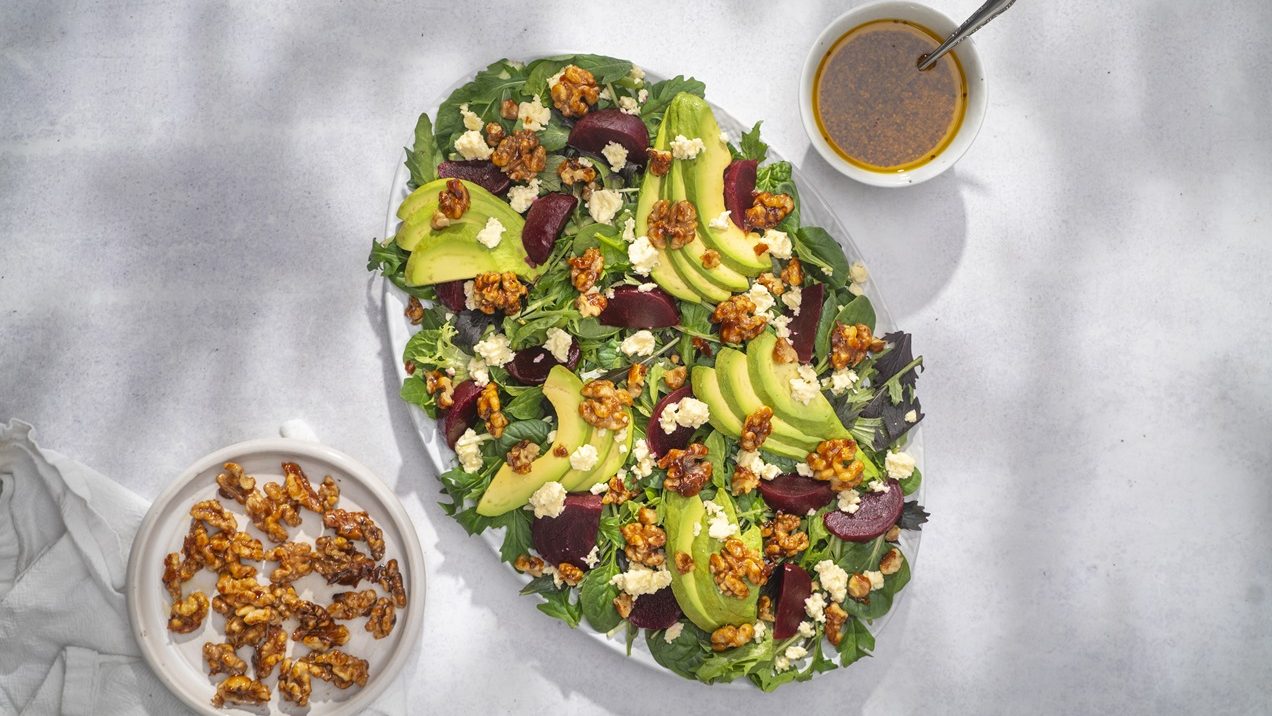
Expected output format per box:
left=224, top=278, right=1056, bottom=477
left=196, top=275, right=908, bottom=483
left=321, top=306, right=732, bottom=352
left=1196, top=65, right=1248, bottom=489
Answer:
left=437, top=160, right=511, bottom=196
left=772, top=563, right=813, bottom=640
left=599, top=285, right=680, bottom=329
left=505, top=341, right=581, bottom=386
left=786, top=283, right=825, bottom=364
left=568, top=109, right=650, bottom=164
left=531, top=493, right=603, bottom=570
left=523, top=193, right=577, bottom=266
left=628, top=587, right=682, bottom=630
left=434, top=280, right=467, bottom=313
left=723, top=159, right=757, bottom=230
left=442, top=379, right=483, bottom=448
left=646, top=385, right=694, bottom=458
left=757, top=474, right=835, bottom=515
left=823, top=479, right=905, bottom=543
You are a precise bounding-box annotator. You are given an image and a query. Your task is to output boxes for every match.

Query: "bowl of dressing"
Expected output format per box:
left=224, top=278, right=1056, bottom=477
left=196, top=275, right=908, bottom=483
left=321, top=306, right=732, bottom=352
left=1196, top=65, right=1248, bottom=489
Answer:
left=800, top=0, right=987, bottom=186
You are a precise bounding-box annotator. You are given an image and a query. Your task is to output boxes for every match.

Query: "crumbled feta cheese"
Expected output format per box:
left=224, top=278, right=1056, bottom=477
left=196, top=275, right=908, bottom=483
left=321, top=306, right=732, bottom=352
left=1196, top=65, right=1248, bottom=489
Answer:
left=583, top=545, right=601, bottom=569
left=865, top=480, right=887, bottom=493
left=669, top=135, right=705, bottom=160
left=507, top=178, right=541, bottom=213
left=581, top=368, right=605, bottom=381
left=454, top=129, right=493, bottom=160
left=865, top=570, right=885, bottom=591
left=628, top=65, right=645, bottom=83
left=601, top=141, right=629, bottom=173
left=459, top=103, right=483, bottom=132
left=746, top=282, right=775, bottom=317
left=637, top=88, right=648, bottom=103
left=467, top=357, right=490, bottom=387
left=798, top=621, right=816, bottom=638
left=620, top=329, right=656, bottom=357
left=658, top=397, right=710, bottom=435
left=849, top=261, right=869, bottom=284
left=708, top=210, right=731, bottom=229
left=517, top=95, right=551, bottom=131
left=789, top=364, right=821, bottom=405
left=546, top=69, right=565, bottom=88
left=781, top=288, right=802, bottom=315
left=474, top=332, right=514, bottom=367
left=544, top=327, right=573, bottom=363
left=630, top=439, right=655, bottom=478
left=610, top=565, right=673, bottom=598
left=736, top=450, right=781, bottom=481
left=771, top=314, right=792, bottom=339
left=546, top=430, right=556, bottom=444
left=703, top=500, right=738, bottom=540
left=454, top=429, right=487, bottom=473
left=599, top=86, right=613, bottom=103
left=570, top=444, right=599, bottom=472
left=774, top=655, right=791, bottom=673
left=528, top=481, right=567, bottom=519
left=804, top=592, right=827, bottom=623
left=475, top=217, right=505, bottom=249
left=621, top=216, right=636, bottom=242
left=753, top=620, right=767, bottom=642
left=628, top=236, right=660, bottom=275
left=589, top=481, right=610, bottom=495
left=814, top=560, right=849, bottom=604
left=637, top=282, right=657, bottom=292
left=618, top=95, right=640, bottom=115
left=718, top=130, right=730, bottom=144
left=885, top=450, right=916, bottom=480
left=763, top=229, right=793, bottom=259
left=785, top=645, right=808, bottom=661
left=827, top=368, right=859, bottom=396
left=463, top=280, right=477, bottom=310
left=847, top=282, right=865, bottom=297
left=663, top=622, right=684, bottom=643
left=838, top=489, right=861, bottom=514
left=587, top=188, right=623, bottom=225
left=692, top=521, right=701, bottom=537
left=905, top=410, right=918, bottom=423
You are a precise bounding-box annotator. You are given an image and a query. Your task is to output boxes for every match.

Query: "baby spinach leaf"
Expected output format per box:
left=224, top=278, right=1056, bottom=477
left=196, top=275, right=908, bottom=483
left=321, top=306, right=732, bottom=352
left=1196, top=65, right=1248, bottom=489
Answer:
left=646, top=625, right=709, bottom=680
left=678, top=301, right=712, bottom=335
left=523, top=54, right=633, bottom=98
left=795, top=227, right=851, bottom=288
left=836, top=617, right=875, bottom=667
left=399, top=374, right=438, bottom=418
left=498, top=509, right=533, bottom=564
left=737, top=121, right=768, bottom=162
left=640, top=75, right=706, bottom=133
left=536, top=590, right=583, bottom=628
left=404, top=112, right=442, bottom=188
left=834, top=295, right=876, bottom=333
left=494, top=419, right=553, bottom=453
left=580, top=559, right=622, bottom=632
left=504, top=386, right=546, bottom=420
left=899, top=466, right=922, bottom=495
left=538, top=121, right=570, bottom=152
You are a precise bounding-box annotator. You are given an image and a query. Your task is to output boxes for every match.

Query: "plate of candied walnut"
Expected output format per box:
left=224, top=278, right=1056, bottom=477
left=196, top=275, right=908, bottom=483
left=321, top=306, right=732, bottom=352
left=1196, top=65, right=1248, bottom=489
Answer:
left=367, top=54, right=928, bottom=689
left=125, top=439, right=425, bottom=713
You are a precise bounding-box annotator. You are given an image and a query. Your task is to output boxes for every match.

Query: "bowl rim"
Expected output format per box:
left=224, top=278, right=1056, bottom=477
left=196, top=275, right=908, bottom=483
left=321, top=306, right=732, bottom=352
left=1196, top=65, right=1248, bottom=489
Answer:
left=799, top=0, right=989, bottom=187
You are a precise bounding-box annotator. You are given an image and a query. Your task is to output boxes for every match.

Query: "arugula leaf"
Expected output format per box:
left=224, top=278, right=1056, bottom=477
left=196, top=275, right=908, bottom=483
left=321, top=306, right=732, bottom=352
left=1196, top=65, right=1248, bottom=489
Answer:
left=640, top=75, right=706, bottom=133
left=794, top=227, right=851, bottom=288
left=537, top=590, right=583, bottom=628
left=404, top=112, right=442, bottom=188
left=812, top=289, right=839, bottom=366
left=579, top=559, right=622, bottom=632
left=899, top=502, right=930, bottom=530
left=836, top=617, right=876, bottom=666
left=538, top=121, right=569, bottom=152
left=737, top=121, right=768, bottom=162
left=498, top=509, right=534, bottom=564
left=435, top=59, right=529, bottom=150
left=646, top=625, right=710, bottom=680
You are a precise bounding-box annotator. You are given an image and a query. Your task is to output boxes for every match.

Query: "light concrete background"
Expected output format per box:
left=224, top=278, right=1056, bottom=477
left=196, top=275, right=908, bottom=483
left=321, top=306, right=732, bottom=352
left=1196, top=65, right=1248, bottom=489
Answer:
left=2, top=1, right=1270, bottom=713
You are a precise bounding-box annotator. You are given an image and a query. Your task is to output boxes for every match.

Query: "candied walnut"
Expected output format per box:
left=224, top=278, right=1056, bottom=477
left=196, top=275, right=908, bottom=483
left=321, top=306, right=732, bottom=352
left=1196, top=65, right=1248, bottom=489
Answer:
left=505, top=439, right=540, bottom=475
left=730, top=466, right=760, bottom=496
left=313, top=535, right=378, bottom=587
left=557, top=157, right=598, bottom=186
left=324, top=509, right=387, bottom=561
left=701, top=249, right=721, bottom=269
left=848, top=573, right=873, bottom=601
left=491, top=129, right=547, bottom=181
left=556, top=562, right=585, bottom=587
left=710, top=623, right=755, bottom=652
left=744, top=191, right=794, bottom=231
left=625, top=362, right=648, bottom=398
left=292, top=600, right=351, bottom=651
left=691, top=336, right=714, bottom=357
left=500, top=98, right=519, bottom=120
left=485, top=121, right=506, bottom=147
left=318, top=475, right=340, bottom=512
left=878, top=547, right=904, bottom=575
left=265, top=541, right=313, bottom=584
left=190, top=500, right=236, bottom=533
left=436, top=178, right=470, bottom=223
left=476, top=382, right=509, bottom=439
left=168, top=591, right=209, bottom=633
left=740, top=407, right=774, bottom=452
left=252, top=625, right=287, bottom=678
left=181, top=520, right=221, bottom=570
left=210, top=675, right=270, bottom=708
left=424, top=370, right=455, bottom=411
left=658, top=443, right=713, bottom=497
left=514, top=553, right=546, bottom=577
left=367, top=597, right=397, bottom=638
left=646, top=199, right=697, bottom=250
left=780, top=256, right=804, bottom=287
left=674, top=551, right=695, bottom=574
left=327, top=590, right=378, bottom=619
left=761, top=512, right=810, bottom=559
left=662, top=365, right=687, bottom=390
left=215, top=462, right=256, bottom=504
left=613, top=592, right=634, bottom=619
left=245, top=489, right=296, bottom=543
left=711, top=294, right=767, bottom=345
left=215, top=572, right=273, bottom=610
left=203, top=642, right=246, bottom=676
left=405, top=295, right=425, bottom=325
left=621, top=507, right=667, bottom=568
left=549, top=64, right=600, bottom=117
left=575, top=290, right=608, bottom=318
left=772, top=337, right=798, bottom=365
left=470, top=271, right=527, bottom=315
left=757, top=595, right=775, bottom=622
left=601, top=474, right=634, bottom=505
left=281, top=462, right=323, bottom=513
left=278, top=658, right=312, bottom=707
left=552, top=444, right=569, bottom=458
left=303, top=649, right=369, bottom=689
left=830, top=322, right=886, bottom=370
left=707, top=537, right=767, bottom=599
left=568, top=247, right=605, bottom=293
left=377, top=558, right=408, bottom=608
left=756, top=272, right=785, bottom=296
left=162, top=551, right=199, bottom=599
left=269, top=584, right=302, bottom=619
left=647, top=148, right=672, bottom=176
left=262, top=482, right=304, bottom=527
left=579, top=379, right=632, bottom=431
left=806, top=439, right=865, bottom=492
left=825, top=602, right=849, bottom=646
left=209, top=529, right=264, bottom=565
left=885, top=525, right=902, bottom=542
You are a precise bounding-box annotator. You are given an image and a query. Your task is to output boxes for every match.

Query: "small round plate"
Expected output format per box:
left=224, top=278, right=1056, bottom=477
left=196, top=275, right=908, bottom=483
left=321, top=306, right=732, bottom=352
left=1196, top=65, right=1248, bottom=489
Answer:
left=125, top=439, right=426, bottom=715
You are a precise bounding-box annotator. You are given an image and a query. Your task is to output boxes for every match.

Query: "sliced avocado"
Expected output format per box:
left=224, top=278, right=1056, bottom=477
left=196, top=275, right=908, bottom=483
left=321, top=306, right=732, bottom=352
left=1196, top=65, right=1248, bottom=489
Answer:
left=560, top=406, right=632, bottom=492
left=687, top=492, right=760, bottom=627
left=476, top=367, right=590, bottom=516
left=664, top=494, right=716, bottom=631
left=691, top=365, right=813, bottom=460
left=714, top=349, right=820, bottom=450
left=636, top=103, right=702, bottom=304
left=667, top=93, right=768, bottom=275
left=746, top=332, right=851, bottom=440
left=664, top=153, right=750, bottom=295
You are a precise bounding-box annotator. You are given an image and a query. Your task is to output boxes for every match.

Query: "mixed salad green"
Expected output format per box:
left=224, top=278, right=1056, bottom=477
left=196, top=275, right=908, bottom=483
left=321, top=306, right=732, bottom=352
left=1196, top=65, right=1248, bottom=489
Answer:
left=367, top=54, right=928, bottom=689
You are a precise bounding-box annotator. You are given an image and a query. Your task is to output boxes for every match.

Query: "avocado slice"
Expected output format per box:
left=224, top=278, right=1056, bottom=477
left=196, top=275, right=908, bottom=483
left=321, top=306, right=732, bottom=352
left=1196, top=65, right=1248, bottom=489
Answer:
left=663, top=151, right=750, bottom=295
left=746, top=332, right=852, bottom=440
left=664, top=494, right=717, bottom=631
left=687, top=492, right=761, bottom=628
left=636, top=103, right=702, bottom=303
left=666, top=94, right=769, bottom=275
left=714, top=348, right=820, bottom=450
left=476, top=366, right=591, bottom=516
left=559, top=406, right=633, bottom=492
left=691, top=365, right=815, bottom=460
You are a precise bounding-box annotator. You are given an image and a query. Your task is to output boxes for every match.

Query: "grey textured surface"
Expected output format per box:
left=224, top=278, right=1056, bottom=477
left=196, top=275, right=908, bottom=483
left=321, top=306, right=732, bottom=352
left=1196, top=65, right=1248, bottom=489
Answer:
left=2, top=1, right=1271, bottom=714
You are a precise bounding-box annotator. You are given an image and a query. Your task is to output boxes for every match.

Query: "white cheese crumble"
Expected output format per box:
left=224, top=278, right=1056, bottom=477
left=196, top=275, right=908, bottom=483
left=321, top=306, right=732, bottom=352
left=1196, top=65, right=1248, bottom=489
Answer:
left=507, top=178, right=541, bottom=213
left=865, top=570, right=885, bottom=591
left=804, top=592, right=827, bottom=623
left=814, top=560, right=849, bottom=604
left=637, top=88, right=648, bottom=103
left=736, top=450, right=781, bottom=481
left=663, top=622, right=684, bottom=643
left=718, top=130, right=730, bottom=144
left=620, top=329, right=656, bottom=356
left=589, top=481, right=610, bottom=496
left=618, top=96, right=640, bottom=115
left=517, top=95, right=551, bottom=131
left=598, top=86, right=613, bottom=103
left=546, top=68, right=565, bottom=89
left=454, top=129, right=493, bottom=160
left=587, top=188, right=623, bottom=225
left=610, top=565, right=673, bottom=598
left=789, top=364, right=821, bottom=405
left=544, top=327, right=573, bottom=363
left=454, top=428, right=488, bottom=473
left=774, top=655, right=792, bottom=673
left=827, top=368, right=859, bottom=396
left=583, top=545, right=601, bottom=569
left=473, top=332, right=514, bottom=367
left=849, top=261, right=870, bottom=284
left=752, top=620, right=767, bottom=642
left=459, top=103, right=483, bottom=132
left=463, top=280, right=477, bottom=310
left=528, top=481, right=567, bottom=519
left=885, top=450, right=917, bottom=480
left=669, top=135, right=705, bottom=160
left=703, top=500, right=738, bottom=540
left=658, top=397, right=711, bottom=434
left=867, top=480, right=889, bottom=493
left=838, top=489, right=861, bottom=514
left=763, top=229, right=793, bottom=259
left=781, top=287, right=802, bottom=315
left=746, top=282, right=775, bottom=318
left=546, top=430, right=556, bottom=444
left=795, top=461, right=814, bottom=477
left=798, top=621, right=816, bottom=638
left=628, top=236, right=660, bottom=275
left=692, top=521, right=701, bottom=537
left=771, top=314, right=792, bottom=340
left=601, top=141, right=629, bottom=173
left=905, top=409, right=919, bottom=423
left=621, top=216, right=636, bottom=242
left=785, top=645, right=808, bottom=661
left=569, top=444, right=599, bottom=472
left=637, top=282, right=657, bottom=292
left=708, top=210, right=732, bottom=229
left=580, top=368, right=605, bottom=381
left=628, top=65, right=645, bottom=83
left=467, top=357, right=490, bottom=387
left=630, top=439, right=655, bottom=478
left=475, top=216, right=505, bottom=249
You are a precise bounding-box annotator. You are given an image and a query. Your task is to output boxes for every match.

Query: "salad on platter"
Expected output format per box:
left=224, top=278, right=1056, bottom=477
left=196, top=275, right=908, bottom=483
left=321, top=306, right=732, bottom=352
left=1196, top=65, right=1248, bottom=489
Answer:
left=367, top=54, right=928, bottom=689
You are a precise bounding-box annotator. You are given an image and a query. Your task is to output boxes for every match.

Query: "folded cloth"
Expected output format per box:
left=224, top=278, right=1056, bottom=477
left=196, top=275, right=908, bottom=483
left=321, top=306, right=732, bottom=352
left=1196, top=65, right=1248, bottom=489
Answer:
left=0, top=420, right=406, bottom=715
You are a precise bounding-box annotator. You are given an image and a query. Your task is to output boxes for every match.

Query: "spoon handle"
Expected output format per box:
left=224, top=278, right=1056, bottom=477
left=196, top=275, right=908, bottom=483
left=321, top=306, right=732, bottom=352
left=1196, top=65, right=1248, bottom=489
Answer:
left=917, top=0, right=1016, bottom=71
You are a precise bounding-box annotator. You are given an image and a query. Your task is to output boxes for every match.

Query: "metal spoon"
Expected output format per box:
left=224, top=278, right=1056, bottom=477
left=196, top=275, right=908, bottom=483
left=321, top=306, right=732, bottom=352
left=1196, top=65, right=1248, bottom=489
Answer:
left=917, top=0, right=1016, bottom=71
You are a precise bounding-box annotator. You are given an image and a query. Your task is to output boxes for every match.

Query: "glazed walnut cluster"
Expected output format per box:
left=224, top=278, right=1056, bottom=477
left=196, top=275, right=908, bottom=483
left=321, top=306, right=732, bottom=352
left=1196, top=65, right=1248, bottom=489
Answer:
left=647, top=149, right=672, bottom=177
left=161, top=461, right=407, bottom=709
left=658, top=442, right=713, bottom=497
left=646, top=199, right=697, bottom=250
left=557, top=157, right=597, bottom=186
left=425, top=370, right=456, bottom=410
left=743, top=190, right=795, bottom=231
left=711, top=294, right=767, bottom=345
left=761, top=512, right=810, bottom=560
left=710, top=623, right=755, bottom=652
left=431, top=179, right=471, bottom=230
left=579, top=379, right=632, bottom=431
left=549, top=64, right=600, bottom=117
left=620, top=507, right=667, bottom=568
left=739, top=407, right=774, bottom=452
left=476, top=382, right=509, bottom=438
left=505, top=439, right=541, bottom=475
left=470, top=271, right=527, bottom=315
left=807, top=438, right=866, bottom=492
left=491, top=129, right=547, bottom=182
left=830, top=322, right=886, bottom=370
left=707, top=537, right=769, bottom=600
left=771, top=336, right=799, bottom=365
left=568, top=247, right=604, bottom=293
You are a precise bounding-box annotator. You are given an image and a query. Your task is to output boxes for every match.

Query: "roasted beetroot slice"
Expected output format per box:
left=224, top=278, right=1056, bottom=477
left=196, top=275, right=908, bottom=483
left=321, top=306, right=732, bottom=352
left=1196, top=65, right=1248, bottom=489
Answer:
left=757, top=473, right=835, bottom=515
left=531, top=494, right=603, bottom=569
left=646, top=385, right=694, bottom=458
left=433, top=280, right=467, bottom=313
left=437, top=160, right=511, bottom=196
left=505, top=341, right=581, bottom=386
left=599, top=285, right=680, bottom=329
left=786, top=283, right=825, bottom=364
left=772, top=563, right=813, bottom=640
left=628, top=587, right=682, bottom=630
left=723, top=159, right=757, bottom=230
left=523, top=193, right=577, bottom=266
left=442, top=379, right=483, bottom=448
left=823, top=479, right=905, bottom=543
left=567, top=109, right=650, bottom=164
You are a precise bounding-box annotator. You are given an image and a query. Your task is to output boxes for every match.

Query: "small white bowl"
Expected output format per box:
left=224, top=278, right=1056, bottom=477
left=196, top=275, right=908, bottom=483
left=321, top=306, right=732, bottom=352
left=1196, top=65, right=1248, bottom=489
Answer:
left=800, top=0, right=988, bottom=187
